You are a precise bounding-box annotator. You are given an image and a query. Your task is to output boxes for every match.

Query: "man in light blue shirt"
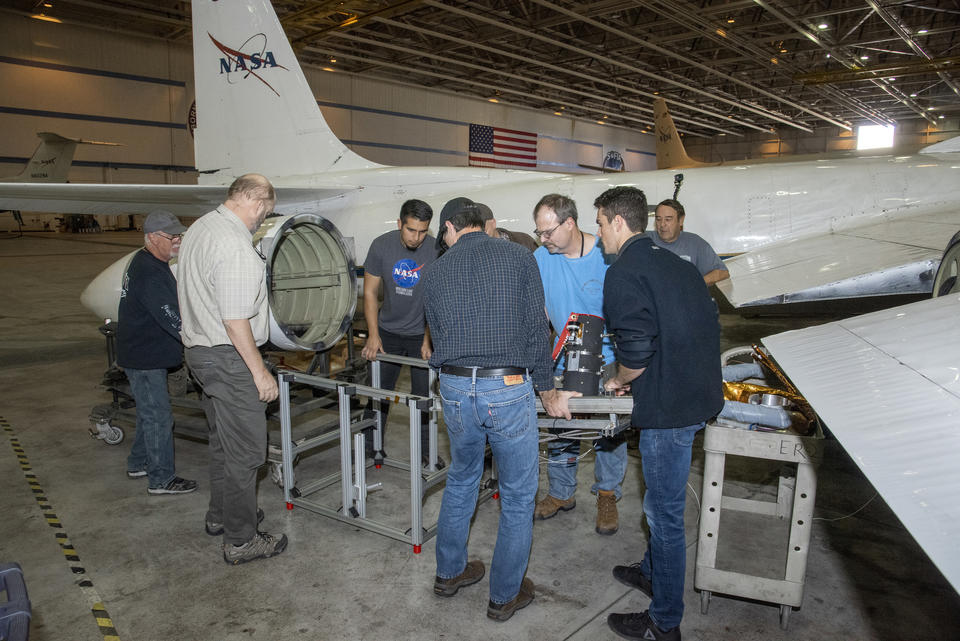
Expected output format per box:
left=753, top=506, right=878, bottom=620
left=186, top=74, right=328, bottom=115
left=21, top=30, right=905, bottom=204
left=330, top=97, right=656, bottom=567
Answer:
left=531, top=194, right=628, bottom=535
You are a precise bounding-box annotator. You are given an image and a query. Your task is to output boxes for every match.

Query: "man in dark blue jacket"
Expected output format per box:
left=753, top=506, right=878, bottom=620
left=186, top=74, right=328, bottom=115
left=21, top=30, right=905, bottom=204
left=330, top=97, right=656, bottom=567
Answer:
left=118, top=210, right=197, bottom=495
left=595, top=186, right=722, bottom=641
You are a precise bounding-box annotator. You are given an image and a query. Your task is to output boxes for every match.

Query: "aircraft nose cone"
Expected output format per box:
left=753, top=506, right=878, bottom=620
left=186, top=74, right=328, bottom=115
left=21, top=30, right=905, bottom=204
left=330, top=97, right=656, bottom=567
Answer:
left=81, top=251, right=136, bottom=321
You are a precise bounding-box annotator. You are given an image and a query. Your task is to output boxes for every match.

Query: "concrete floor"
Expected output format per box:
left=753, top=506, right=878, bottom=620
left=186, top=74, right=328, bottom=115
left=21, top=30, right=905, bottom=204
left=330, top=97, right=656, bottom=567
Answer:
left=1, top=230, right=958, bottom=641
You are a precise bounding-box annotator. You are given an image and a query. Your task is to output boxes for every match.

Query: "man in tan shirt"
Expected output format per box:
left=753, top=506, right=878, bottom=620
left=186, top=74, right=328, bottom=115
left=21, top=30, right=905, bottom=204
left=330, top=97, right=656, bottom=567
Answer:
left=178, top=173, right=287, bottom=565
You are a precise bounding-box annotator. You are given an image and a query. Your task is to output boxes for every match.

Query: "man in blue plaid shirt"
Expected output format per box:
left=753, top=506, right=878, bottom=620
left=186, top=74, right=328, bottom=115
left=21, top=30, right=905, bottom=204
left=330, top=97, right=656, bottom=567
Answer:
left=424, top=198, right=574, bottom=622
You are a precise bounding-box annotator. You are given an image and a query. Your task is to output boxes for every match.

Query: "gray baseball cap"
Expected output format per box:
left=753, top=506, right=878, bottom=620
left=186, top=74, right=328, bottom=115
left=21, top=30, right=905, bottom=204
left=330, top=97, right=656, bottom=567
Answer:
left=143, top=210, right=186, bottom=235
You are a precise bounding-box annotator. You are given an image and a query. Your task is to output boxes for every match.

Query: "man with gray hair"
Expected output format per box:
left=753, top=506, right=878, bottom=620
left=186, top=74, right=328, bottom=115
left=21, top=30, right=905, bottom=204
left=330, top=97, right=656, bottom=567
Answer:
left=118, top=210, right=197, bottom=495
left=179, top=173, right=287, bottom=564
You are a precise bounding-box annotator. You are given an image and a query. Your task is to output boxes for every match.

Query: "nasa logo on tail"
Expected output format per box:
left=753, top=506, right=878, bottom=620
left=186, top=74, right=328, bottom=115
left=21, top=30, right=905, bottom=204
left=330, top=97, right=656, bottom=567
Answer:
left=209, top=32, right=288, bottom=96
left=392, top=259, right=424, bottom=288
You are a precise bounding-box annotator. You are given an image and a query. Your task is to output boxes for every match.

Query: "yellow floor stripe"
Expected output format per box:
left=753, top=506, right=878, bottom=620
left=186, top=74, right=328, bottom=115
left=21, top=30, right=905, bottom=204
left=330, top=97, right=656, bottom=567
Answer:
left=3, top=417, right=123, bottom=641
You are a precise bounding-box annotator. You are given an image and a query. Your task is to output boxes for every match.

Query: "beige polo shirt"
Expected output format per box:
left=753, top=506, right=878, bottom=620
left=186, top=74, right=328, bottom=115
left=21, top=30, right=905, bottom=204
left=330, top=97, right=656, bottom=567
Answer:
left=178, top=205, right=270, bottom=348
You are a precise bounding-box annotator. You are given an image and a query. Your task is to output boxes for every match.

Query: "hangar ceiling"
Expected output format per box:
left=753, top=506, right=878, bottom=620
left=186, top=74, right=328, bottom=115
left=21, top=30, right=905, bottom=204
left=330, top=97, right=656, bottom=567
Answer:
left=12, top=0, right=960, bottom=137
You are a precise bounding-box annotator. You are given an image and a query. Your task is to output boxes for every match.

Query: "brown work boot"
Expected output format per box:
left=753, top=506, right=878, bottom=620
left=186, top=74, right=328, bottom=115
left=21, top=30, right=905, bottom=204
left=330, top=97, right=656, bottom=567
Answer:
left=534, top=494, right=576, bottom=520
left=487, top=578, right=535, bottom=622
left=596, top=490, right=619, bottom=535
left=434, top=560, right=485, bottom=597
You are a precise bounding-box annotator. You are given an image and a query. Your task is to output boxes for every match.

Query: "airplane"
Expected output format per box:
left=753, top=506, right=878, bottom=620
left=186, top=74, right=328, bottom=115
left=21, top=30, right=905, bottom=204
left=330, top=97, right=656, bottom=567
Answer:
left=0, top=0, right=957, bottom=350
left=1, top=131, right=120, bottom=184
left=761, top=275, right=960, bottom=593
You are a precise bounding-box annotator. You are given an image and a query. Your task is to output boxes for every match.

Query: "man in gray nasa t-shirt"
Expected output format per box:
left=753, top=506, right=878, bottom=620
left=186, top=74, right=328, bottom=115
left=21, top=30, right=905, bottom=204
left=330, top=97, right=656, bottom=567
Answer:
left=648, top=198, right=729, bottom=286
left=362, top=199, right=440, bottom=466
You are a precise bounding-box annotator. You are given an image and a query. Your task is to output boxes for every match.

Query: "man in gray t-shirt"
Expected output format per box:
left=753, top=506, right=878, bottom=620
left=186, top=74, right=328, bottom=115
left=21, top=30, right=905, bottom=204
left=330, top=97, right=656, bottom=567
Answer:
left=362, top=199, right=440, bottom=465
left=648, top=198, right=729, bottom=286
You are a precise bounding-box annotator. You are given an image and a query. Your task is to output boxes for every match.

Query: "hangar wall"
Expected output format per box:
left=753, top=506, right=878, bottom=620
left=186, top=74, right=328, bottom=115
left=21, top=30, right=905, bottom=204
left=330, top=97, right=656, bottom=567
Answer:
left=0, top=11, right=655, bottom=199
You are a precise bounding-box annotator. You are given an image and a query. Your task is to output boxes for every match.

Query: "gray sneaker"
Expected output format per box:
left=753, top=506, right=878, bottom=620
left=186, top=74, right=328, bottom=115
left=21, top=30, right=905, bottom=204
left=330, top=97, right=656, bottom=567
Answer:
left=206, top=508, right=265, bottom=536
left=223, top=531, right=288, bottom=565
left=147, top=476, right=198, bottom=495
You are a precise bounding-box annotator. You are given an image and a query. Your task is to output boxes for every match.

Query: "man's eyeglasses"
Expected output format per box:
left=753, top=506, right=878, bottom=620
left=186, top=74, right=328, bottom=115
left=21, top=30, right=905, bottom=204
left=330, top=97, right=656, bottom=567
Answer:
left=155, top=232, right=183, bottom=241
left=533, top=220, right=564, bottom=239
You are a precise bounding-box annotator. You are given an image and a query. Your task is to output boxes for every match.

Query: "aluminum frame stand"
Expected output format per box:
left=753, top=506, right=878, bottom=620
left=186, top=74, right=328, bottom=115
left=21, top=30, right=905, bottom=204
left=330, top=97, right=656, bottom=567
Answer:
left=277, top=369, right=455, bottom=553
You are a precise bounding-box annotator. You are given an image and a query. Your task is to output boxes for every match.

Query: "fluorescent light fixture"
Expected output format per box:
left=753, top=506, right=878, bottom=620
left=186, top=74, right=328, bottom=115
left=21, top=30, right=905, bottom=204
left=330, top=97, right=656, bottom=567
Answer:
left=910, top=92, right=918, bottom=97
left=917, top=29, right=928, bottom=34
left=30, top=13, right=61, bottom=23
left=488, top=98, right=499, bottom=103
left=818, top=23, right=828, bottom=29
left=860, top=54, right=869, bottom=60
left=857, top=124, right=895, bottom=150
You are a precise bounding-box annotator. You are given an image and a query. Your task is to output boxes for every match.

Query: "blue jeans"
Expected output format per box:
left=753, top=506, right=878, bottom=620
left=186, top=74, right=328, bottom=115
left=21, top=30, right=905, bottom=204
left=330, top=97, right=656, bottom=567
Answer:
left=125, top=368, right=176, bottom=489
left=435, top=372, right=539, bottom=604
left=635, top=423, right=703, bottom=631
left=546, top=436, right=627, bottom=499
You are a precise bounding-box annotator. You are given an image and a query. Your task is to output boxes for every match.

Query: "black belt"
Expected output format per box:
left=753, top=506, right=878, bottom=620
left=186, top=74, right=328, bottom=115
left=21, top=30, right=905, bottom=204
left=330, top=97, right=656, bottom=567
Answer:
left=440, top=365, right=527, bottom=377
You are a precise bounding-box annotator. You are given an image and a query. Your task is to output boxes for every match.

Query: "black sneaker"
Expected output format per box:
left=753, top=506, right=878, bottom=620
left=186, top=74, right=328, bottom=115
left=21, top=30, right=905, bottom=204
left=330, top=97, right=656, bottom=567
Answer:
left=434, top=560, right=485, bottom=597
left=612, top=562, right=653, bottom=598
left=607, top=611, right=680, bottom=641
left=147, top=476, right=198, bottom=495
left=126, top=469, right=147, bottom=479
left=206, top=508, right=265, bottom=536
left=223, top=531, right=288, bottom=565
left=486, top=578, right=535, bottom=622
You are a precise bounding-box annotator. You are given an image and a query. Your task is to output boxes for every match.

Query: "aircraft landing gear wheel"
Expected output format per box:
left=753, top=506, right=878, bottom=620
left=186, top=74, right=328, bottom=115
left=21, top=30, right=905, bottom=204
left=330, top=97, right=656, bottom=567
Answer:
left=779, top=604, right=791, bottom=630
left=933, top=231, right=960, bottom=297
left=700, top=590, right=711, bottom=615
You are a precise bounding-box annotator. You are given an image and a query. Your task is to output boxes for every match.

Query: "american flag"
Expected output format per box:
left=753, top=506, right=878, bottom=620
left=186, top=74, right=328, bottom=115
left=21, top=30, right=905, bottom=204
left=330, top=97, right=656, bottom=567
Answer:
left=468, top=124, right=538, bottom=169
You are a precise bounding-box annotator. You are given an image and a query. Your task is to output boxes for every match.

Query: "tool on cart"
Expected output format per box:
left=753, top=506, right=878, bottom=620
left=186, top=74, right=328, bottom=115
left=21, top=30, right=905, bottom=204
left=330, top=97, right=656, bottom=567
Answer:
left=552, top=312, right=606, bottom=396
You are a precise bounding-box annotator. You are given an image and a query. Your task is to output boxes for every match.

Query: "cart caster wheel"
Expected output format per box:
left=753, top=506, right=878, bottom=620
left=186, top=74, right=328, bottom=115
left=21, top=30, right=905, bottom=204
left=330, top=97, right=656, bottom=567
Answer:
left=103, top=424, right=124, bottom=445
left=779, top=605, right=791, bottom=630
left=90, top=420, right=124, bottom=445
left=700, top=590, right=711, bottom=615
left=271, top=462, right=294, bottom=489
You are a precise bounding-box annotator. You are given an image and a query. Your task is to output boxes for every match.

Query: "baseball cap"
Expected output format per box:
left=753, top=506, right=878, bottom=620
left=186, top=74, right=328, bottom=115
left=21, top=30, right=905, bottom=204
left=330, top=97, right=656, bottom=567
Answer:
left=143, top=210, right=186, bottom=235
left=436, top=197, right=475, bottom=250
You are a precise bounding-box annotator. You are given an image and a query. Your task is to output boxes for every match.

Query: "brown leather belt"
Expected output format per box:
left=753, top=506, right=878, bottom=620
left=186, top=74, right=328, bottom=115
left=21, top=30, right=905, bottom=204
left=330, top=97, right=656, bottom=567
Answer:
left=439, top=365, right=527, bottom=377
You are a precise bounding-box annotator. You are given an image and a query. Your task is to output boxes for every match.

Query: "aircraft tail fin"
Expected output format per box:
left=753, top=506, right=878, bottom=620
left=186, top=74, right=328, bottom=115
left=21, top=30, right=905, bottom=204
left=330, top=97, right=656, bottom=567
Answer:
left=653, top=99, right=706, bottom=170
left=7, top=132, right=120, bottom=183
left=191, top=0, right=380, bottom=184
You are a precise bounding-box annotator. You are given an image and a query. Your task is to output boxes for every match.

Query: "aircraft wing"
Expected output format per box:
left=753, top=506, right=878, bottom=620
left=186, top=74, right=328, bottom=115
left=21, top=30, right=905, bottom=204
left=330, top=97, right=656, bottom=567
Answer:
left=716, top=207, right=960, bottom=308
left=0, top=182, right=357, bottom=217
left=762, top=293, right=960, bottom=593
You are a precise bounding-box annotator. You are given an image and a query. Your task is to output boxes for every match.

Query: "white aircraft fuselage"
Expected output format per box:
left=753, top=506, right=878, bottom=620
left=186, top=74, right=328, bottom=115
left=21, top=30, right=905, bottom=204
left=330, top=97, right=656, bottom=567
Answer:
left=259, top=151, right=960, bottom=270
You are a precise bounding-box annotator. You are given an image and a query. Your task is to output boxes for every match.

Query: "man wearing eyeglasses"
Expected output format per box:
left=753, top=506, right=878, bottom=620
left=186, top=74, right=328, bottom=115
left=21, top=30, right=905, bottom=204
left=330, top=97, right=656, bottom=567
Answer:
left=179, top=174, right=288, bottom=565
left=531, top=194, right=627, bottom=536
left=118, top=210, right=197, bottom=496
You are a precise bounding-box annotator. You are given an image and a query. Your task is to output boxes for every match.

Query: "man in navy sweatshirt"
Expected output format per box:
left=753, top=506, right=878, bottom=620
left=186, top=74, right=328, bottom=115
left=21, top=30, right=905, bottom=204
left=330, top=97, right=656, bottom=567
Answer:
left=118, top=210, right=197, bottom=495
left=595, top=186, right=723, bottom=641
